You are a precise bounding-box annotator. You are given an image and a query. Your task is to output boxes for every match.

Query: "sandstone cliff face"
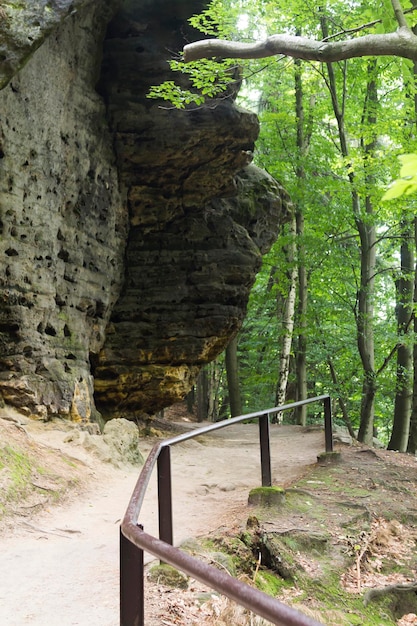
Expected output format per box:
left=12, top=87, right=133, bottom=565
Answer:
left=0, top=2, right=125, bottom=421
left=0, top=0, right=289, bottom=423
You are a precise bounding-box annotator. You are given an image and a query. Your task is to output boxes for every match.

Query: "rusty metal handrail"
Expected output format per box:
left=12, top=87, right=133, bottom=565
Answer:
left=120, top=395, right=332, bottom=626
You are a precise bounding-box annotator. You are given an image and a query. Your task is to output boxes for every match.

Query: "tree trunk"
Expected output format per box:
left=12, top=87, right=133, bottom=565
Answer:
left=327, top=355, right=356, bottom=438
left=196, top=368, right=209, bottom=422
left=407, top=216, right=417, bottom=453
left=208, top=361, right=220, bottom=421
left=186, top=387, right=195, bottom=414
left=356, top=62, right=378, bottom=445
left=294, top=209, right=308, bottom=425
left=225, top=334, right=242, bottom=417
left=320, top=20, right=378, bottom=444
left=388, top=220, right=414, bottom=451
left=293, top=54, right=309, bottom=426
left=275, top=212, right=298, bottom=412
left=355, top=207, right=377, bottom=445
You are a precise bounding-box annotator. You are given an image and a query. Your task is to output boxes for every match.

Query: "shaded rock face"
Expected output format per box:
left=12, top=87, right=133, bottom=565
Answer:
left=93, top=0, right=289, bottom=418
left=0, top=0, right=94, bottom=90
left=0, top=2, right=125, bottom=420
left=94, top=165, right=288, bottom=417
left=0, top=0, right=290, bottom=422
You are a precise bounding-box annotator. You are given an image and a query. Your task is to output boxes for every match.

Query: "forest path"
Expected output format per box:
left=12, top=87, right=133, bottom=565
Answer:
left=0, top=421, right=325, bottom=626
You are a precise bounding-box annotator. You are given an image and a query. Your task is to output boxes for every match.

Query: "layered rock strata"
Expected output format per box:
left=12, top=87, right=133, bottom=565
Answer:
left=0, top=0, right=290, bottom=422
left=0, top=2, right=125, bottom=420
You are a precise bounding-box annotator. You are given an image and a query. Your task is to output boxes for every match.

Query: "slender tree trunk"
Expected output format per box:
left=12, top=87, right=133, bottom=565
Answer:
left=407, top=217, right=417, bottom=452
left=225, top=334, right=242, bottom=417
left=320, top=18, right=378, bottom=444
left=388, top=221, right=414, bottom=451
left=356, top=61, right=378, bottom=444
left=208, top=361, right=220, bottom=421
left=275, top=212, right=297, bottom=411
left=295, top=212, right=308, bottom=425
left=293, top=54, right=309, bottom=426
left=407, top=46, right=417, bottom=452
left=196, top=361, right=221, bottom=421
left=327, top=355, right=356, bottom=438
left=186, top=387, right=195, bottom=414
left=355, top=205, right=377, bottom=445
left=196, top=368, right=209, bottom=422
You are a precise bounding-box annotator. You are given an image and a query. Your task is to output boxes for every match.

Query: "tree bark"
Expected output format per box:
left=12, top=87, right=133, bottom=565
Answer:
left=320, top=17, right=378, bottom=445
left=295, top=211, right=308, bottom=426
left=275, top=212, right=297, bottom=412
left=327, top=355, right=356, bottom=438
left=293, top=55, right=309, bottom=426
left=356, top=61, right=378, bottom=445
left=407, top=17, right=417, bottom=453
left=225, top=334, right=242, bottom=417
left=388, top=220, right=414, bottom=451
left=196, top=368, right=209, bottom=422
left=184, top=29, right=417, bottom=64
left=184, top=1, right=417, bottom=64
left=407, top=221, right=417, bottom=453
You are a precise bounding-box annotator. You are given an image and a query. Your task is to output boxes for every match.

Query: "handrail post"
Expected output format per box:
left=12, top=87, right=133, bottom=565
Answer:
left=323, top=396, right=333, bottom=452
left=121, top=395, right=333, bottom=626
left=259, top=413, right=272, bottom=487
left=120, top=527, right=144, bottom=626
left=158, top=445, right=173, bottom=546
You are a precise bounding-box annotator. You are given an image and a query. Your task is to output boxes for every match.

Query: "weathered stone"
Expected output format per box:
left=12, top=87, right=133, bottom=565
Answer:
left=0, top=2, right=126, bottom=420
left=0, top=1, right=106, bottom=90
left=333, top=425, right=353, bottom=445
left=248, top=486, right=286, bottom=507
left=91, top=1, right=290, bottom=419
left=147, top=564, right=189, bottom=589
left=317, top=451, right=342, bottom=465
left=0, top=0, right=290, bottom=422
left=65, top=418, right=144, bottom=466
left=103, top=418, right=144, bottom=465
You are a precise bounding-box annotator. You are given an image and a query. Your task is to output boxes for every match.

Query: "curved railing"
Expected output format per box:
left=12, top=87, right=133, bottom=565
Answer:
left=120, top=395, right=333, bottom=626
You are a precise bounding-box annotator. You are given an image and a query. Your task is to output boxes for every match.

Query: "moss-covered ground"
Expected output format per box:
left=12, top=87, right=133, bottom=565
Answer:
left=149, top=441, right=417, bottom=625
left=0, top=419, right=84, bottom=523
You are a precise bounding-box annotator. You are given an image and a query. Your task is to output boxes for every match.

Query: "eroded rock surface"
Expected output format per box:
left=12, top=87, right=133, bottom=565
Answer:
left=0, top=0, right=290, bottom=422
left=0, top=2, right=125, bottom=420
left=0, top=1, right=102, bottom=90
left=93, top=1, right=290, bottom=418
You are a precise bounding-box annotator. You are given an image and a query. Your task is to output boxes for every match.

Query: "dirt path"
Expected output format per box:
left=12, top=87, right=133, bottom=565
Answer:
left=0, top=422, right=326, bottom=626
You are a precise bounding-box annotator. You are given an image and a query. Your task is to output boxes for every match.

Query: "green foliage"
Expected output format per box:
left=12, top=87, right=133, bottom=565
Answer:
left=150, top=0, right=417, bottom=441
left=189, top=0, right=239, bottom=37
left=147, top=80, right=205, bottom=109
left=217, top=0, right=416, bottom=439
left=147, top=58, right=239, bottom=108
left=382, top=153, right=417, bottom=200
left=147, top=0, right=242, bottom=108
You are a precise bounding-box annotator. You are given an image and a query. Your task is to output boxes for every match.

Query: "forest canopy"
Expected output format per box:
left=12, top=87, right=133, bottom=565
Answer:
left=151, top=0, right=417, bottom=452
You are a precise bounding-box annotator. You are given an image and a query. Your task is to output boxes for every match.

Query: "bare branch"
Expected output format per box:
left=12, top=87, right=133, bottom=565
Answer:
left=324, top=5, right=417, bottom=41
left=391, top=0, right=410, bottom=29
left=184, top=28, right=417, bottom=64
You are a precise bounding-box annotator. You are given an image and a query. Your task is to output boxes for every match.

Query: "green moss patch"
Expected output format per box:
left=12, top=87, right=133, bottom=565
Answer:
left=248, top=486, right=286, bottom=507
left=147, top=564, right=189, bottom=589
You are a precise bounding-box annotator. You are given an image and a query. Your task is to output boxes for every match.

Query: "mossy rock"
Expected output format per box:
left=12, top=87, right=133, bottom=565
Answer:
left=364, top=583, right=417, bottom=618
left=279, top=529, right=330, bottom=554
left=147, top=564, right=189, bottom=589
left=317, top=452, right=342, bottom=465
left=206, top=551, right=236, bottom=575
left=317, top=451, right=342, bottom=465
left=248, top=486, right=286, bottom=507
left=255, top=569, right=291, bottom=595
left=257, top=533, right=297, bottom=580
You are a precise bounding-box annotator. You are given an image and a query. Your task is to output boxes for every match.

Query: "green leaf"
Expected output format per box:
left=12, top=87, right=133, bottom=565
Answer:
left=382, top=179, right=415, bottom=200
left=382, top=153, right=417, bottom=200
left=398, top=153, right=417, bottom=177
